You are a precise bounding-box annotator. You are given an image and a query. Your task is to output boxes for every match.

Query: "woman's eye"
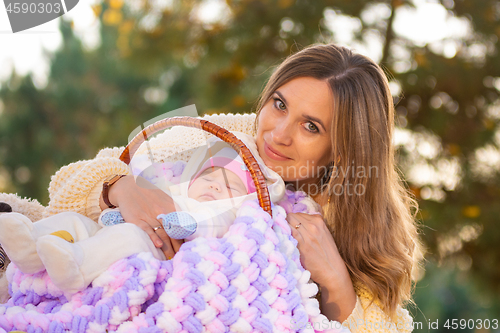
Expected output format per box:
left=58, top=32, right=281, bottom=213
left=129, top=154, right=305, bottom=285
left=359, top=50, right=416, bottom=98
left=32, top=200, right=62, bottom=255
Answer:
left=273, top=98, right=286, bottom=111
left=305, top=122, right=319, bottom=133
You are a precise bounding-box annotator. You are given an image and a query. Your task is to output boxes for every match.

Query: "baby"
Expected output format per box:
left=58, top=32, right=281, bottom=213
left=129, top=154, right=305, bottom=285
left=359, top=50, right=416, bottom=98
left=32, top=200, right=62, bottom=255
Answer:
left=101, top=143, right=260, bottom=240
left=0, top=132, right=285, bottom=296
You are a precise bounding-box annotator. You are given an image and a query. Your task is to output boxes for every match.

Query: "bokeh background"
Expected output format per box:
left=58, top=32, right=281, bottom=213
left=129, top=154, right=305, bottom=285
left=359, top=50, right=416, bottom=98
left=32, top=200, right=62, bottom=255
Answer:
left=1, top=0, right=499, bottom=331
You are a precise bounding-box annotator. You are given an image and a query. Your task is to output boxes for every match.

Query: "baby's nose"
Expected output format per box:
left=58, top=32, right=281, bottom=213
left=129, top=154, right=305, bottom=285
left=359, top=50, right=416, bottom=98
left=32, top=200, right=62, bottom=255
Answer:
left=209, top=183, right=221, bottom=192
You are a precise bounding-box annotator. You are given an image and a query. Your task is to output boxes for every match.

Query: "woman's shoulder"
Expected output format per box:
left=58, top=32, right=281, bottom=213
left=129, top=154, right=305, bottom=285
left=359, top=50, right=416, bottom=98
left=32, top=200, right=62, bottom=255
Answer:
left=351, top=282, right=413, bottom=329
left=354, top=282, right=379, bottom=304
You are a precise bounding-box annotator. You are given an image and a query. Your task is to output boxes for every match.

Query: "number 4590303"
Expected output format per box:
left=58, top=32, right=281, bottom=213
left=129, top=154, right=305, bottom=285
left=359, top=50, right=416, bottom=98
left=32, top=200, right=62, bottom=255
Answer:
left=6, top=2, right=62, bottom=14
left=444, top=319, right=498, bottom=330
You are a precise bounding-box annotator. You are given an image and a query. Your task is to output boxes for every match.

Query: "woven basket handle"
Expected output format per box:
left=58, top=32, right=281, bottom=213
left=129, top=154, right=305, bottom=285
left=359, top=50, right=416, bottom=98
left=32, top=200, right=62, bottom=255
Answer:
left=120, top=116, right=272, bottom=217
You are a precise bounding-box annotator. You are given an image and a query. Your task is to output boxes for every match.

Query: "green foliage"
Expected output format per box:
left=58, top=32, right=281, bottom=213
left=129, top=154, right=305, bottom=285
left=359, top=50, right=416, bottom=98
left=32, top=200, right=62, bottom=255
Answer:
left=411, top=262, right=499, bottom=333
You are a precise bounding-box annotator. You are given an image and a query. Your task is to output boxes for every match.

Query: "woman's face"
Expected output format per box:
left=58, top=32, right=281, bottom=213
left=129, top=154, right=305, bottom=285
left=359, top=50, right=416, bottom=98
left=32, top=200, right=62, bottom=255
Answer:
left=256, top=77, right=334, bottom=192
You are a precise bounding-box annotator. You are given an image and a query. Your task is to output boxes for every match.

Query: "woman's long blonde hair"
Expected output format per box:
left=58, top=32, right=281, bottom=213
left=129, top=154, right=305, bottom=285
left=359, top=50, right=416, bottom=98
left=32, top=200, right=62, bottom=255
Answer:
left=255, top=44, right=422, bottom=319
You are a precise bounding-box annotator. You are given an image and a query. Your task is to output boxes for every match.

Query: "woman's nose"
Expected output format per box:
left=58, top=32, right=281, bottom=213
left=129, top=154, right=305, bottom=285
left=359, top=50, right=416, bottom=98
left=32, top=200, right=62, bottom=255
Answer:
left=271, top=120, right=292, bottom=146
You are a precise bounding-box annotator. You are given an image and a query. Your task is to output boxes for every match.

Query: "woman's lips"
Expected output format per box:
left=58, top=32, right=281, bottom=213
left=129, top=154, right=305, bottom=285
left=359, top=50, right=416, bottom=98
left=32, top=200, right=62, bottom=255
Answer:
left=264, top=142, right=290, bottom=161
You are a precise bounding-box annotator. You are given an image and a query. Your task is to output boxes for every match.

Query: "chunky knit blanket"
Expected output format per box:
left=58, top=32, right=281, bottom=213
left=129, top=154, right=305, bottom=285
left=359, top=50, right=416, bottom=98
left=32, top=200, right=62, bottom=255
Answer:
left=0, top=162, right=348, bottom=333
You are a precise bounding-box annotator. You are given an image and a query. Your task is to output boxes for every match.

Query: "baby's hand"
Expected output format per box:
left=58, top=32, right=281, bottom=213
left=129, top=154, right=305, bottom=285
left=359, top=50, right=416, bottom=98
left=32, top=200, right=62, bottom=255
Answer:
left=99, top=208, right=125, bottom=226
left=157, top=212, right=197, bottom=239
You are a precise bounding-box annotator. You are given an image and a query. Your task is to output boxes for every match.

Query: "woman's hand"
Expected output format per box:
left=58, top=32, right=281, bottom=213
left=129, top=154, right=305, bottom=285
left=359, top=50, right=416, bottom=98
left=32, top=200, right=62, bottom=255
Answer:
left=100, top=175, right=183, bottom=259
left=287, top=212, right=357, bottom=322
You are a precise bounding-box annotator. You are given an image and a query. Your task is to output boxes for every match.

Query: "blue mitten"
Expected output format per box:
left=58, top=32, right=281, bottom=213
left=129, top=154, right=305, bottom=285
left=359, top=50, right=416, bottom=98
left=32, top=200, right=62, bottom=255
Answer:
left=99, top=209, right=125, bottom=226
left=100, top=209, right=197, bottom=239
left=157, top=212, right=197, bottom=239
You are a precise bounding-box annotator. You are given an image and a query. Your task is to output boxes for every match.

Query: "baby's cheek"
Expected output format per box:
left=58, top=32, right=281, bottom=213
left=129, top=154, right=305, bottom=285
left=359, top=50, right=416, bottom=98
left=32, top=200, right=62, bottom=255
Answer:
left=187, top=183, right=200, bottom=199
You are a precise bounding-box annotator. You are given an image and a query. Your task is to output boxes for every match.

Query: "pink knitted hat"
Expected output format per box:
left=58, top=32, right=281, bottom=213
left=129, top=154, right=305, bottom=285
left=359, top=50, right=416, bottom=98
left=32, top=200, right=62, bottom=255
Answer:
left=190, top=147, right=256, bottom=194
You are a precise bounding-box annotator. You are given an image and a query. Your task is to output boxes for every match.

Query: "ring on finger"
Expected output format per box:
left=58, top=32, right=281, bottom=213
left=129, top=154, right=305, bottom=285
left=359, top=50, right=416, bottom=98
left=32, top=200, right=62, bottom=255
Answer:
left=295, top=223, right=302, bottom=229
left=153, top=225, right=163, bottom=232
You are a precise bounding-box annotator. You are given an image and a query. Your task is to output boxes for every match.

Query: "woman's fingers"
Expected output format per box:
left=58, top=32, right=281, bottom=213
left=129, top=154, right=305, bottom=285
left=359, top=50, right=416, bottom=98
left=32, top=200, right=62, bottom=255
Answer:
left=287, top=214, right=307, bottom=245
left=152, top=224, right=184, bottom=259
left=287, top=213, right=312, bottom=233
left=159, top=238, right=184, bottom=259
left=290, top=224, right=305, bottom=246
left=131, top=218, right=164, bottom=247
left=130, top=217, right=177, bottom=258
left=149, top=220, right=169, bottom=247
left=159, top=237, right=175, bottom=259
left=107, top=175, right=181, bottom=256
left=153, top=227, right=176, bottom=259
left=288, top=213, right=324, bottom=237
left=171, top=238, right=184, bottom=253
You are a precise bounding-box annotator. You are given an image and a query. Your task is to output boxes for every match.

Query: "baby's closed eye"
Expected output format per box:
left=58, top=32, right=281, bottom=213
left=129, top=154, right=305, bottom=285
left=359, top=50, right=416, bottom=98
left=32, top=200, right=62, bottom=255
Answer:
left=228, top=184, right=246, bottom=195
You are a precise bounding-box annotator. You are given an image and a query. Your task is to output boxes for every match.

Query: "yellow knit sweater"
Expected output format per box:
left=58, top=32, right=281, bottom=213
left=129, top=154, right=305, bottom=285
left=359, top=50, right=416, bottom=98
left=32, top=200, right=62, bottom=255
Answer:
left=45, top=113, right=413, bottom=333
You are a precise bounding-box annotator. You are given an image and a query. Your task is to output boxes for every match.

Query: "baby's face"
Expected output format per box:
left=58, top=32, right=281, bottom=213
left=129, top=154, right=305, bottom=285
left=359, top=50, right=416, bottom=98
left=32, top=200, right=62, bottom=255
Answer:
left=188, top=167, right=248, bottom=202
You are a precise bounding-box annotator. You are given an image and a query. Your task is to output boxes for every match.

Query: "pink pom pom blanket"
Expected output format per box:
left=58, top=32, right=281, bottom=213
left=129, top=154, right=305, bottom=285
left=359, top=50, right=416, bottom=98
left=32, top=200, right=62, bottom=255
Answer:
left=0, top=163, right=348, bottom=333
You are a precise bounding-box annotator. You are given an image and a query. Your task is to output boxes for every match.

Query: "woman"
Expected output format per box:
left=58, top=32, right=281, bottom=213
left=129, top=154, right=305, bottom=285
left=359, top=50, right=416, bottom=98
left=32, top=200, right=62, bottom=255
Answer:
left=45, top=44, right=420, bottom=332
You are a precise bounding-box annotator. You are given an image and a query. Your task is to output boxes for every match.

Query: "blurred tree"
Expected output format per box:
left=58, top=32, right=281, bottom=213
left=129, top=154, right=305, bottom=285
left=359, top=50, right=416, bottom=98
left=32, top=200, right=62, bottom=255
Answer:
left=0, top=19, right=160, bottom=203
left=410, top=262, right=500, bottom=333
left=1, top=0, right=500, bottom=326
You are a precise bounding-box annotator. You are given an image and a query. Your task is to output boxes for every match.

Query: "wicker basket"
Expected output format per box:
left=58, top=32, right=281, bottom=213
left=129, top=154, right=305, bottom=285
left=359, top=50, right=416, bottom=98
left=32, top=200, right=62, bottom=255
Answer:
left=120, top=116, right=272, bottom=217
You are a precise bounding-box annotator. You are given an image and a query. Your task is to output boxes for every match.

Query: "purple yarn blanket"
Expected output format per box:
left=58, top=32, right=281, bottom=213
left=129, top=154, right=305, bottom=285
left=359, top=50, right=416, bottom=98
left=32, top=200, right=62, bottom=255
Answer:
left=0, top=163, right=348, bottom=333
